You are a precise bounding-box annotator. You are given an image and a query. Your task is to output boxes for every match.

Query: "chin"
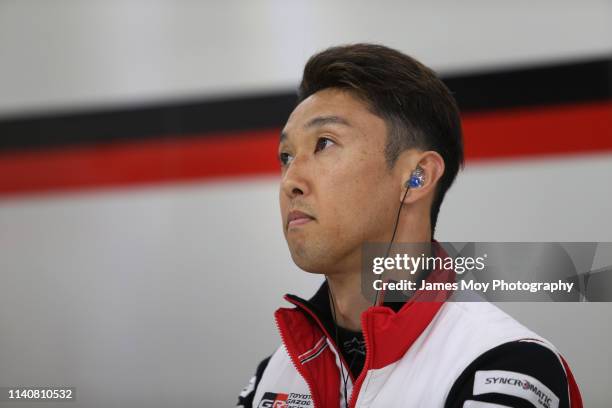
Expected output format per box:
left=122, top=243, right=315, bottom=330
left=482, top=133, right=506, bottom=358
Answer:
left=288, top=244, right=331, bottom=275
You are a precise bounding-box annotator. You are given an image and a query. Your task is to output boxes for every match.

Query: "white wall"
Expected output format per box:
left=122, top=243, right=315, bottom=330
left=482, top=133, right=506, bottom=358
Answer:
left=1, top=156, right=611, bottom=407
left=1, top=0, right=611, bottom=116
left=0, top=1, right=611, bottom=407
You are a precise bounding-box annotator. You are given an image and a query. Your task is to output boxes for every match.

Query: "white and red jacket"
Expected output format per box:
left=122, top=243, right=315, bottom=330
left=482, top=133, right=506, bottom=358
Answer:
left=238, top=269, right=582, bottom=407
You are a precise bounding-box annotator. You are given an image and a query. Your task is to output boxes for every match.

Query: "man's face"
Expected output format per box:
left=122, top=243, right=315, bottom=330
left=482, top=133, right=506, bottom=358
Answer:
left=279, top=88, right=399, bottom=275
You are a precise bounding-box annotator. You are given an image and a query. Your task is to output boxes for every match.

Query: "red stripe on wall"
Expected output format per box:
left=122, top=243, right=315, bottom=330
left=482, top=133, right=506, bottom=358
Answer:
left=0, top=101, right=611, bottom=196
left=463, top=101, right=612, bottom=160
left=0, top=130, right=281, bottom=196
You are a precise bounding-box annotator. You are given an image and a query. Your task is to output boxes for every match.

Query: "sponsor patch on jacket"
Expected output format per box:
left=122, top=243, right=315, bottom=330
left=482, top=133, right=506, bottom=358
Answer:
left=258, top=392, right=312, bottom=407
left=473, top=370, right=559, bottom=408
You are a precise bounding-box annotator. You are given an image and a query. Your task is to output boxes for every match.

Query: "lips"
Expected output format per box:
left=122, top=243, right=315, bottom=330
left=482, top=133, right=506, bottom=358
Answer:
left=287, top=210, right=315, bottom=229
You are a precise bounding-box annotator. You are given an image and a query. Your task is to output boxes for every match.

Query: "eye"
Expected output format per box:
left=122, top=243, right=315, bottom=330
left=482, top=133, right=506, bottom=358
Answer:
left=279, top=152, right=294, bottom=166
left=314, top=137, right=335, bottom=153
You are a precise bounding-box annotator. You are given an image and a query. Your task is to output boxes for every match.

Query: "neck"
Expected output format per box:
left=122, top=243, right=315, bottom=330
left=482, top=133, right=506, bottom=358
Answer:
left=325, top=208, right=432, bottom=333
left=326, top=271, right=370, bottom=332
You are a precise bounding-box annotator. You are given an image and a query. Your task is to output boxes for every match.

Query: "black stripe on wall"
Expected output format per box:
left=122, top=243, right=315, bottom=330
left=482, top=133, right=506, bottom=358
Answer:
left=445, top=58, right=612, bottom=111
left=1, top=57, right=610, bottom=152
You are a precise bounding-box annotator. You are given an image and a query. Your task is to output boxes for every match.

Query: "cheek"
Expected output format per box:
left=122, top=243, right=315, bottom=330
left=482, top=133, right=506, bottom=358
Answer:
left=350, top=159, right=396, bottom=226
left=279, top=189, right=289, bottom=233
left=278, top=190, right=285, bottom=216
left=279, top=188, right=287, bottom=211
left=319, top=156, right=391, bottom=226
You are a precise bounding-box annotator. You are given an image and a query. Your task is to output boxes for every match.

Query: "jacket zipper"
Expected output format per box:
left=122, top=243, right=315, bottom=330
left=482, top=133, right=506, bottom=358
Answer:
left=274, top=311, right=323, bottom=408
left=284, top=296, right=356, bottom=383
left=348, top=311, right=373, bottom=408
left=282, top=296, right=356, bottom=406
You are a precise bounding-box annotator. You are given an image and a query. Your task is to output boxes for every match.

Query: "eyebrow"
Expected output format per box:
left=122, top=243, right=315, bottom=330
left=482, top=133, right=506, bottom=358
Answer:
left=280, top=115, right=352, bottom=142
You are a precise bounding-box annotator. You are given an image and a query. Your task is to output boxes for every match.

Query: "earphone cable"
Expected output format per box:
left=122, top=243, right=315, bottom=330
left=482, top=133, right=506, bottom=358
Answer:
left=373, top=185, right=410, bottom=307
left=328, top=180, right=412, bottom=407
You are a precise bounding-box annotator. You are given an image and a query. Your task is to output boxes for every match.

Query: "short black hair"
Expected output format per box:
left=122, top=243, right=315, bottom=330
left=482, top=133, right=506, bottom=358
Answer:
left=297, top=43, right=464, bottom=236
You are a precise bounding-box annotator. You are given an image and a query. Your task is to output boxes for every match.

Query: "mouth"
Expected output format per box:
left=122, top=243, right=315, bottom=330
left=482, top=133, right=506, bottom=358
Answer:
left=287, top=210, right=315, bottom=229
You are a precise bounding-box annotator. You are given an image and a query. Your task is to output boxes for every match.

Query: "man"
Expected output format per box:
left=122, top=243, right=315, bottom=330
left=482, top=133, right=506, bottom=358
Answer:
left=237, top=44, right=582, bottom=407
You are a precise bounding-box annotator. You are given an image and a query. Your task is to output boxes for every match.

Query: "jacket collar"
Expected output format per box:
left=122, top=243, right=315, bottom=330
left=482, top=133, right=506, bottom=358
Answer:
left=274, top=240, right=455, bottom=407
left=284, top=240, right=453, bottom=339
left=282, top=262, right=455, bottom=366
left=284, top=278, right=405, bottom=345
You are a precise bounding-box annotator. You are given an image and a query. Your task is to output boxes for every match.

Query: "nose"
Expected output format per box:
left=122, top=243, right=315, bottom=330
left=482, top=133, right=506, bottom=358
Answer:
left=280, top=155, right=310, bottom=199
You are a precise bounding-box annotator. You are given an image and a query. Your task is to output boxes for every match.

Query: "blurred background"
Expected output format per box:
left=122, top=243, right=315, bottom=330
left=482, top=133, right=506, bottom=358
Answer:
left=0, top=1, right=611, bottom=406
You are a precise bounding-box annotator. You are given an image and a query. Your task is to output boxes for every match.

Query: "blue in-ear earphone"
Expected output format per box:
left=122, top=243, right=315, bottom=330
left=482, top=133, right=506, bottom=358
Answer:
left=406, top=166, right=425, bottom=188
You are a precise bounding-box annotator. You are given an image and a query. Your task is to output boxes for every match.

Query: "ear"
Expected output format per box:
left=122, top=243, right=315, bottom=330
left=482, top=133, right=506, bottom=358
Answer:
left=398, top=150, right=445, bottom=204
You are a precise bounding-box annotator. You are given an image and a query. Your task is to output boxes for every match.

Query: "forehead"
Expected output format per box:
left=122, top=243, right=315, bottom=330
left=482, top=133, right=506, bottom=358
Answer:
left=282, top=88, right=386, bottom=137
